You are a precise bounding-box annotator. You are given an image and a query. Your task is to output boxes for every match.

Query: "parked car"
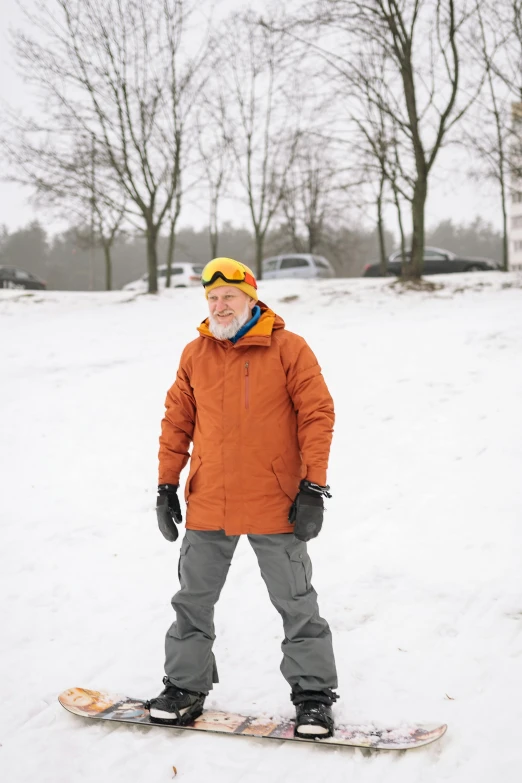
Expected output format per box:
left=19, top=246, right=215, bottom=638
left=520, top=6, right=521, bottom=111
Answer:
left=362, top=247, right=499, bottom=277
left=262, top=253, right=335, bottom=280
left=123, top=262, right=205, bottom=291
left=0, top=266, right=47, bottom=290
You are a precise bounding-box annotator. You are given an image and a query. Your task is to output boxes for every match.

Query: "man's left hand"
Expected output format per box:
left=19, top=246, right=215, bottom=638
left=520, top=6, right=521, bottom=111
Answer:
left=156, top=484, right=183, bottom=542
left=289, top=480, right=332, bottom=542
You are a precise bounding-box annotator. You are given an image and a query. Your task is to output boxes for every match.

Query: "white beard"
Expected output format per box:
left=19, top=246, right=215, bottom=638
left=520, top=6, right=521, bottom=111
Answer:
left=209, top=301, right=252, bottom=340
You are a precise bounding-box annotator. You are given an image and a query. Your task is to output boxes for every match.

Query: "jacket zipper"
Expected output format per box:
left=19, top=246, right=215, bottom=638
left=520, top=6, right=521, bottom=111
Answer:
left=244, top=361, right=250, bottom=410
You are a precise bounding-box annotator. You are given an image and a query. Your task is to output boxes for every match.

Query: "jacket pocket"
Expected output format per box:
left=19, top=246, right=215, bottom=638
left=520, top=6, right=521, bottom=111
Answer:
left=272, top=455, right=301, bottom=501
left=184, top=455, right=202, bottom=502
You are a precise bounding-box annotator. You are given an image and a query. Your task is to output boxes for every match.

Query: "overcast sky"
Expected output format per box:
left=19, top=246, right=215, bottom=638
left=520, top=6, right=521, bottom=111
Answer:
left=0, top=0, right=504, bottom=238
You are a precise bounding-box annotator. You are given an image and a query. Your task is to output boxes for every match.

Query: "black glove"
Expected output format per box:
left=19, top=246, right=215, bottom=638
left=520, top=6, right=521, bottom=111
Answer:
left=156, top=484, right=183, bottom=542
left=289, top=480, right=332, bottom=542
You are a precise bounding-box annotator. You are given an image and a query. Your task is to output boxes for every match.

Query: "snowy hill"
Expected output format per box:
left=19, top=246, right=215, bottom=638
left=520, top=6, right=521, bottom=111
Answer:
left=1, top=273, right=522, bottom=782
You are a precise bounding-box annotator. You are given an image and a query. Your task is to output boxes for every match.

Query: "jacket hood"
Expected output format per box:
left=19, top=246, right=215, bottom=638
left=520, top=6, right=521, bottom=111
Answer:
left=197, top=301, right=285, bottom=345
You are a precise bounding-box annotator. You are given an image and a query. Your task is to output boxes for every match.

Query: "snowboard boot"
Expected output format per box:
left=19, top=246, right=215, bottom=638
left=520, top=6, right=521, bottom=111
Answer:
left=148, top=677, right=207, bottom=725
left=291, top=688, right=338, bottom=739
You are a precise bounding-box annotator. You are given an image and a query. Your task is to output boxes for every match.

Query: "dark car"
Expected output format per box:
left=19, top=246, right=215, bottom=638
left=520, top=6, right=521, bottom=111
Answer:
left=0, top=266, right=47, bottom=290
left=362, top=247, right=499, bottom=277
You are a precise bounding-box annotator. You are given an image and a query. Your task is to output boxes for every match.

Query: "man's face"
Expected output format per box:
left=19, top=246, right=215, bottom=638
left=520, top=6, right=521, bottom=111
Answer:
left=207, top=286, right=255, bottom=327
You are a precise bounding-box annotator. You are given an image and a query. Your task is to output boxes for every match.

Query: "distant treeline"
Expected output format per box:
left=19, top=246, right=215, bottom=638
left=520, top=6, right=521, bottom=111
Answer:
left=0, top=217, right=503, bottom=291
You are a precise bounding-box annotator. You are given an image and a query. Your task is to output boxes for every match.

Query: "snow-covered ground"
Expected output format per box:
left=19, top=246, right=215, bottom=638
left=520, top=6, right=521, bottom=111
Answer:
left=1, top=273, right=521, bottom=782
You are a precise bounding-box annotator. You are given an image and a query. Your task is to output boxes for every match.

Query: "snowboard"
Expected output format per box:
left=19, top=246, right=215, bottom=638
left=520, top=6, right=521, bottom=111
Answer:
left=58, top=687, right=447, bottom=750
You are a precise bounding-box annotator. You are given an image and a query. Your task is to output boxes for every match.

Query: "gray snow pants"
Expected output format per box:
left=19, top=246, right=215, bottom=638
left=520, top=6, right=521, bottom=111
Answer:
left=164, top=530, right=337, bottom=694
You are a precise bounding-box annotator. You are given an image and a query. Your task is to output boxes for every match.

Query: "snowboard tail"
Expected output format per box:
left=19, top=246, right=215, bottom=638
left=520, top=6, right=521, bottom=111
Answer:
left=58, top=687, right=447, bottom=750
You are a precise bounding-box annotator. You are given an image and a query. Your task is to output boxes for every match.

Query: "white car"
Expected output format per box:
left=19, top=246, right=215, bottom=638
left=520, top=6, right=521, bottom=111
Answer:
left=262, top=254, right=335, bottom=280
left=123, top=262, right=204, bottom=291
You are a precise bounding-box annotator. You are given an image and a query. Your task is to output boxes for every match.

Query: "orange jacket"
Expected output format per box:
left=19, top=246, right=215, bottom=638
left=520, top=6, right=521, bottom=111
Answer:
left=158, top=303, right=334, bottom=536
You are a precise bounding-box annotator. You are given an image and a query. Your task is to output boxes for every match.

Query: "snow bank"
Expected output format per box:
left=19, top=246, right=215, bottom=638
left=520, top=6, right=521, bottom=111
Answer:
left=1, top=273, right=521, bottom=781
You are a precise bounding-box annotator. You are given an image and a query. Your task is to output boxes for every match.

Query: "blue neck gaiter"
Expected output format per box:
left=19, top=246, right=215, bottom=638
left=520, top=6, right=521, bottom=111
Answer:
left=229, top=305, right=261, bottom=344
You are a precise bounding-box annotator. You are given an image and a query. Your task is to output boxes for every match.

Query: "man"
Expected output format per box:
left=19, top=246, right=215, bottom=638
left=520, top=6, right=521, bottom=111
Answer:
left=149, top=257, right=338, bottom=738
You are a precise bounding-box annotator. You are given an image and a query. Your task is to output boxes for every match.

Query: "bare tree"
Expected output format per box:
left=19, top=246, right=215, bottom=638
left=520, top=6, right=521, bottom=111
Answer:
left=460, top=0, right=522, bottom=273
left=197, top=92, right=233, bottom=259
left=344, top=47, right=405, bottom=275
left=503, top=0, right=522, bottom=96
left=357, top=1, right=475, bottom=280
left=2, top=123, right=127, bottom=289
left=164, top=173, right=183, bottom=287
left=280, top=133, right=346, bottom=254
left=6, top=0, right=208, bottom=293
left=216, top=12, right=303, bottom=278
left=292, top=41, right=408, bottom=275
left=496, top=1, right=522, bottom=270
left=77, top=137, right=127, bottom=291
left=282, top=0, right=479, bottom=280
left=462, top=1, right=513, bottom=271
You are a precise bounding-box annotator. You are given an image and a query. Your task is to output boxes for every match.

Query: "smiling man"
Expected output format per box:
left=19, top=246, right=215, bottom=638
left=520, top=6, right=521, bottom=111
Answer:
left=207, top=282, right=257, bottom=340
left=149, top=257, right=338, bottom=738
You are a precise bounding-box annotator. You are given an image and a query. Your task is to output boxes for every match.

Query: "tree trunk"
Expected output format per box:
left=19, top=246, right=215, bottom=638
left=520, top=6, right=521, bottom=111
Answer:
left=392, top=184, right=407, bottom=267
left=166, top=221, right=176, bottom=288
left=377, top=174, right=387, bottom=275
left=209, top=196, right=219, bottom=258
left=291, top=226, right=302, bottom=253
left=166, top=192, right=182, bottom=287
left=497, top=141, right=509, bottom=272
left=102, top=242, right=112, bottom=291
left=255, top=233, right=265, bottom=280
left=307, top=219, right=319, bottom=254
left=209, top=228, right=218, bottom=259
left=501, top=187, right=509, bottom=272
left=285, top=204, right=301, bottom=252
left=406, top=179, right=428, bottom=280
left=146, top=223, right=159, bottom=294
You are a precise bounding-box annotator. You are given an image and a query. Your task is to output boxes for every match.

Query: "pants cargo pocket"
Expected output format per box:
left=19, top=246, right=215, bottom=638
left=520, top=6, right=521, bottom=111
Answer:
left=177, top=537, right=191, bottom=583
left=286, top=542, right=311, bottom=598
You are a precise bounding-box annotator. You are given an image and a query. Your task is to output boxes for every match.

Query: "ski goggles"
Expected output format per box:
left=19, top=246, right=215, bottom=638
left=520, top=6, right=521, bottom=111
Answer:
left=201, top=258, right=257, bottom=290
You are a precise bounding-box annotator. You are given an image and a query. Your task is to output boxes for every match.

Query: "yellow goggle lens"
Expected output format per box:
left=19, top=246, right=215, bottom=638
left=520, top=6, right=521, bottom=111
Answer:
left=202, top=258, right=249, bottom=283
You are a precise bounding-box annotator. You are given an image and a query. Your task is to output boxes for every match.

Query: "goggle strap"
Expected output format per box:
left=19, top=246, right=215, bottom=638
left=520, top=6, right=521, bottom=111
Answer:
left=202, top=269, right=257, bottom=289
